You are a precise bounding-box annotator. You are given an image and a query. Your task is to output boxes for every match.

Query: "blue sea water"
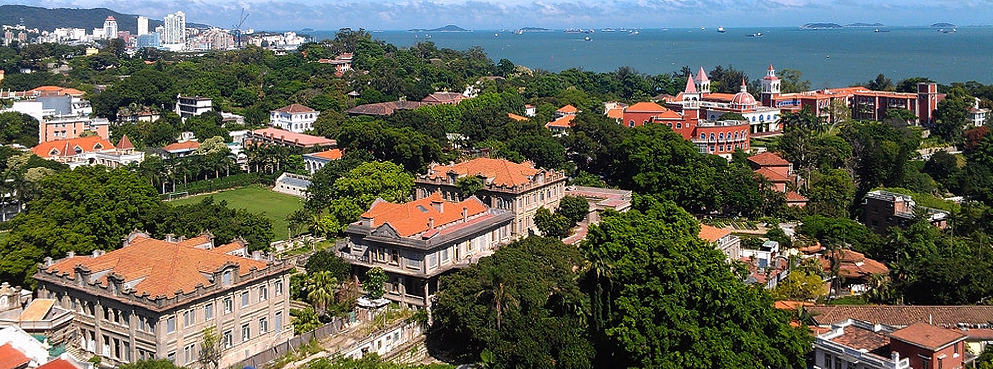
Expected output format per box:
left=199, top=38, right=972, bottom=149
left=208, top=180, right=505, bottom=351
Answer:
left=306, top=27, right=993, bottom=88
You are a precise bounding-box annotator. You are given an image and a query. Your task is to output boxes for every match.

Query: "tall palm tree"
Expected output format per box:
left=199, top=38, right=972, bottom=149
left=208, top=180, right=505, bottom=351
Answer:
left=306, top=271, right=338, bottom=316
left=476, top=270, right=518, bottom=331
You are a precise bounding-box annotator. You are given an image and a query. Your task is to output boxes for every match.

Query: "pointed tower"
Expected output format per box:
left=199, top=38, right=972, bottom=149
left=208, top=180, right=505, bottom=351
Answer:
left=116, top=134, right=134, bottom=154
left=694, top=66, right=711, bottom=94
left=682, top=73, right=701, bottom=121
left=761, top=64, right=781, bottom=107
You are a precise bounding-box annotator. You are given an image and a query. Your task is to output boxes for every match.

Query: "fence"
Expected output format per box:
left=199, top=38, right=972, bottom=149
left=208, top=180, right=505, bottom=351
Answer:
left=233, top=318, right=346, bottom=369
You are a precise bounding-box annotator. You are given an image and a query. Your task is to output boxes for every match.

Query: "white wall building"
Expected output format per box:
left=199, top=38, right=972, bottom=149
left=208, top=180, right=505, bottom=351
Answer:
left=103, top=16, right=118, bottom=39
left=138, top=16, right=149, bottom=36
left=270, top=104, right=319, bottom=133
left=162, top=11, right=186, bottom=47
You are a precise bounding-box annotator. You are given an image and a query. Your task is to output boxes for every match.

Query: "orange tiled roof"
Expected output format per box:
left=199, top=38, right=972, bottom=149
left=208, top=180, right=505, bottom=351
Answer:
left=360, top=193, right=489, bottom=237
left=508, top=113, right=529, bottom=121
left=890, top=322, right=967, bottom=351
left=426, top=157, right=542, bottom=187
left=818, top=249, right=888, bottom=279
left=754, top=167, right=792, bottom=183
left=698, top=224, right=730, bottom=242
left=274, top=104, right=316, bottom=114
left=42, top=234, right=267, bottom=299
left=0, top=343, right=30, bottom=369
left=32, top=136, right=114, bottom=158
left=163, top=141, right=200, bottom=152
left=422, top=92, right=465, bottom=104
left=250, top=128, right=335, bottom=146
left=808, top=305, right=993, bottom=328
left=545, top=115, right=576, bottom=128
left=557, top=104, right=578, bottom=114
left=625, top=101, right=667, bottom=112
left=36, top=359, right=79, bottom=369
left=703, top=93, right=737, bottom=102
left=116, top=135, right=134, bottom=150
left=748, top=151, right=790, bottom=167
left=655, top=109, right=684, bottom=120
left=606, top=108, right=624, bottom=119
left=309, top=148, right=343, bottom=160
left=774, top=300, right=813, bottom=310
left=786, top=191, right=808, bottom=202
left=27, top=86, right=84, bottom=96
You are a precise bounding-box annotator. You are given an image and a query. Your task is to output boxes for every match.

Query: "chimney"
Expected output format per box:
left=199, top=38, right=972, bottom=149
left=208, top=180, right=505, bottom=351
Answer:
left=92, top=249, right=105, bottom=257
left=165, top=233, right=175, bottom=242
left=428, top=217, right=435, bottom=229
left=66, top=251, right=75, bottom=258
left=431, top=199, right=444, bottom=213
left=462, top=207, right=468, bottom=222
left=44, top=257, right=53, bottom=267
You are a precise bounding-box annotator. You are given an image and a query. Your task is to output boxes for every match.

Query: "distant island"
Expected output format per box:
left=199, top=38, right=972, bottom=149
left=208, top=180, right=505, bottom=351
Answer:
left=520, top=27, right=552, bottom=32
left=800, top=23, right=844, bottom=30
left=931, top=22, right=956, bottom=28
left=846, top=23, right=885, bottom=28
left=0, top=4, right=210, bottom=31
left=407, top=25, right=470, bottom=32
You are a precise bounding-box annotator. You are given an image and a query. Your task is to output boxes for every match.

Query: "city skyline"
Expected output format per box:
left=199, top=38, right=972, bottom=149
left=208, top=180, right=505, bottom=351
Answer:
left=0, top=0, right=991, bottom=31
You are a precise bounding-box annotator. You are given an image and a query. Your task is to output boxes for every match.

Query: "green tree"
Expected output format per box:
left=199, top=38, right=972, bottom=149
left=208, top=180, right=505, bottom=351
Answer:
left=534, top=207, right=571, bottom=239
left=933, top=88, right=974, bottom=143
left=304, top=250, right=351, bottom=280
left=364, top=267, right=387, bottom=299
left=557, top=195, right=590, bottom=226
left=198, top=326, right=222, bottom=369
left=118, top=360, right=186, bottom=369
left=770, top=269, right=828, bottom=301
left=615, top=124, right=715, bottom=212
left=582, top=197, right=811, bottom=368
left=306, top=270, right=338, bottom=315
left=806, top=169, right=856, bottom=218
left=455, top=175, right=484, bottom=200
left=0, top=112, right=39, bottom=147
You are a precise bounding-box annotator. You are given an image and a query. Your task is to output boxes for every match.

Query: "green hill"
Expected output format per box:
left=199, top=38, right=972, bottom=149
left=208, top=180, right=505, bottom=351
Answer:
left=0, top=5, right=210, bottom=33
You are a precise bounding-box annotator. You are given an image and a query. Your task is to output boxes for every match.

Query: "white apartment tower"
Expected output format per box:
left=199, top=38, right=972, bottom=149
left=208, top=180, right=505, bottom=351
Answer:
left=137, top=16, right=149, bottom=36
left=163, top=11, right=186, bottom=45
left=103, top=16, right=118, bottom=39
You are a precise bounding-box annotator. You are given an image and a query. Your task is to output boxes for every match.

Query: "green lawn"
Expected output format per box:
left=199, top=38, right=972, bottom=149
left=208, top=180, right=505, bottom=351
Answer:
left=168, top=186, right=305, bottom=241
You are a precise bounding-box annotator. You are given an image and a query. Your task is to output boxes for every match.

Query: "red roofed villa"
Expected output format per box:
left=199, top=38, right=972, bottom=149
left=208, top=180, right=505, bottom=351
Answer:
left=245, top=128, right=336, bottom=149
left=31, top=135, right=143, bottom=168
left=341, top=193, right=515, bottom=307
left=303, top=148, right=344, bottom=174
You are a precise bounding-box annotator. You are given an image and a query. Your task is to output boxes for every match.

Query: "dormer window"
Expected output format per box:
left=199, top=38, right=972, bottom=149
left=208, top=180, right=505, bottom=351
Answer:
left=94, top=143, right=103, bottom=150
left=222, top=270, right=232, bottom=286
left=74, top=146, right=83, bottom=154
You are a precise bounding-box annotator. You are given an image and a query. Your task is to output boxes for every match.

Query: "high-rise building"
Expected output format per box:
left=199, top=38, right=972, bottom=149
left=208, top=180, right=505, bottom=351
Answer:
left=137, top=16, right=149, bottom=36
left=162, top=11, right=186, bottom=46
left=103, top=16, right=118, bottom=39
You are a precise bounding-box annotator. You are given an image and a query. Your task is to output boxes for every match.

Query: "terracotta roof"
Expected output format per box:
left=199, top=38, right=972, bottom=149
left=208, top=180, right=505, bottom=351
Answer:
left=698, top=224, right=730, bottom=243
left=774, top=300, right=813, bottom=310
left=545, top=115, right=576, bottom=128
left=249, top=128, right=335, bottom=147
left=508, top=113, right=529, bottom=121
left=754, top=167, right=792, bottom=183
left=807, top=305, right=993, bottom=328
left=42, top=233, right=267, bottom=299
left=655, top=109, right=684, bottom=120
left=830, top=325, right=891, bottom=354
left=818, top=249, right=888, bottom=280
left=606, top=108, right=624, bottom=119
left=116, top=135, right=134, bottom=150
left=274, top=104, right=316, bottom=114
left=163, top=141, right=200, bottom=152
left=18, top=298, right=55, bottom=322
left=346, top=101, right=428, bottom=116
left=786, top=191, right=808, bottom=202
left=425, top=157, right=546, bottom=187
left=105, top=16, right=116, bottom=21
left=27, top=86, right=84, bottom=96
left=748, top=151, right=790, bottom=167
left=0, top=343, right=30, bottom=369
left=703, top=93, right=737, bottom=102
left=360, top=193, right=489, bottom=237
left=36, top=359, right=79, bottom=369
left=557, top=104, right=578, bottom=114
left=422, top=92, right=465, bottom=104
left=32, top=136, right=114, bottom=158
left=625, top=101, right=667, bottom=112
left=308, top=148, right=343, bottom=160
left=890, top=322, right=966, bottom=351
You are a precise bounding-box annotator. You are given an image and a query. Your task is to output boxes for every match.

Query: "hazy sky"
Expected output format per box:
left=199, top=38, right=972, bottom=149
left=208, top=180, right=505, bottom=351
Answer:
left=3, top=0, right=992, bottom=30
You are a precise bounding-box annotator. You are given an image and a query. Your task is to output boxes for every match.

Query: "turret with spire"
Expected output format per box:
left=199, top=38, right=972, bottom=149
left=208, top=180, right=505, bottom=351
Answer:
left=694, top=66, right=711, bottom=94
left=761, top=64, right=781, bottom=107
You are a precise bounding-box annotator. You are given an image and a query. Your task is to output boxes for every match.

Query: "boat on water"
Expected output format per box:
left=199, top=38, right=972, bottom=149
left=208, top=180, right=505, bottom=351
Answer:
left=602, top=28, right=616, bottom=32
left=584, top=36, right=592, bottom=41
left=747, top=32, right=763, bottom=38
left=701, top=27, right=706, bottom=31
left=629, top=30, right=640, bottom=35
left=874, top=28, right=890, bottom=33
left=514, top=29, right=523, bottom=35
left=717, top=26, right=726, bottom=33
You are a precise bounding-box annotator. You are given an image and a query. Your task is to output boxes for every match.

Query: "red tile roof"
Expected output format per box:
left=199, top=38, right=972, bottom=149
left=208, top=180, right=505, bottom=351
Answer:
left=274, top=104, right=316, bottom=114
left=774, top=300, right=813, bottom=310
left=748, top=151, right=790, bottom=167
left=786, top=191, right=809, bottom=202
left=346, top=101, right=428, bottom=116
left=425, top=157, right=542, bottom=187
left=808, top=305, right=993, bottom=328
left=249, top=128, right=335, bottom=147
left=422, top=92, right=465, bottom=104
left=698, top=224, right=730, bottom=243
left=890, top=322, right=966, bottom=351
left=818, top=249, right=888, bottom=279
left=116, top=135, right=134, bottom=150
left=605, top=108, right=624, bottom=119
left=32, top=136, right=114, bottom=158
left=360, top=193, right=489, bottom=237
left=308, top=148, right=343, bottom=160
left=557, top=104, right=578, bottom=114
left=625, top=101, right=667, bottom=112
left=163, top=141, right=200, bottom=152
left=18, top=298, right=55, bottom=322
left=507, top=113, right=529, bottom=121
left=830, top=325, right=891, bottom=353
left=545, top=115, right=576, bottom=128
left=42, top=233, right=267, bottom=299
left=28, top=86, right=84, bottom=96
left=754, top=167, right=792, bottom=183
left=0, top=343, right=30, bottom=369
left=36, top=359, right=79, bottom=369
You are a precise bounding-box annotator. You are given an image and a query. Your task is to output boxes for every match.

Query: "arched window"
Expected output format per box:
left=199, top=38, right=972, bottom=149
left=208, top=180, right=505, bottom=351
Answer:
left=700, top=133, right=706, bottom=140
left=719, top=133, right=725, bottom=141
left=667, top=123, right=672, bottom=128
left=676, top=122, right=682, bottom=129
left=629, top=120, right=634, bottom=127
left=709, top=133, right=716, bottom=141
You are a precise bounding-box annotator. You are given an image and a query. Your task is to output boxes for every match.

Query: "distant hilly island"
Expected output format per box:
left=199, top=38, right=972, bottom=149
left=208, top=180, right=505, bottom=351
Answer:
left=0, top=4, right=210, bottom=32
left=407, top=25, right=470, bottom=32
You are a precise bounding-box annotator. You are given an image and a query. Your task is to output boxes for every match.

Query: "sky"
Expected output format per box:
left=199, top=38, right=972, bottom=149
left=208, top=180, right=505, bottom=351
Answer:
left=3, top=0, right=993, bottom=31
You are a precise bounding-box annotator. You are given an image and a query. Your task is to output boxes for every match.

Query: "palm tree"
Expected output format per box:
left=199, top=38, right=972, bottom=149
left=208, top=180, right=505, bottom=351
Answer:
left=306, top=270, right=338, bottom=316
left=476, top=270, right=518, bottom=331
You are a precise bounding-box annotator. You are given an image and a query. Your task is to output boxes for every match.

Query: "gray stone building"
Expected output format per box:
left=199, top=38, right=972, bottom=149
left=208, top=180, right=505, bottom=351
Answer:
left=34, top=231, right=293, bottom=367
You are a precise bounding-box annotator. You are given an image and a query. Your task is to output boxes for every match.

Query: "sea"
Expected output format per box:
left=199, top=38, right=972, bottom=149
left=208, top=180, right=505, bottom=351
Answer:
left=305, top=27, right=993, bottom=88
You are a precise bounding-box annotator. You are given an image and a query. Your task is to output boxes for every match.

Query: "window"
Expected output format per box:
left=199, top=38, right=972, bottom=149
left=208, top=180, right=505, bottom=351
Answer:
left=259, top=285, right=268, bottom=302
left=275, top=312, right=283, bottom=332
left=676, top=122, right=682, bottom=129
left=167, top=352, right=176, bottom=362
left=709, top=133, right=715, bottom=141
left=428, top=253, right=438, bottom=269
left=259, top=317, right=268, bottom=334
left=223, top=297, right=233, bottom=314
left=138, top=317, right=146, bottom=332
left=242, top=323, right=251, bottom=342
left=407, top=254, right=422, bottom=269
left=241, top=291, right=249, bottom=307
left=222, top=271, right=232, bottom=286
left=184, top=343, right=196, bottom=364
left=167, top=316, right=176, bottom=333
left=699, top=133, right=705, bottom=140
left=441, top=248, right=449, bottom=262
left=274, top=279, right=283, bottom=296
left=223, top=330, right=233, bottom=349
left=183, top=310, right=193, bottom=327
left=205, top=303, right=214, bottom=320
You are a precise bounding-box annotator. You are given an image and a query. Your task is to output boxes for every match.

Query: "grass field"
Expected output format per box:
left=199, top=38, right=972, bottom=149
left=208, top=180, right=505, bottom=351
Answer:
left=168, top=186, right=305, bottom=241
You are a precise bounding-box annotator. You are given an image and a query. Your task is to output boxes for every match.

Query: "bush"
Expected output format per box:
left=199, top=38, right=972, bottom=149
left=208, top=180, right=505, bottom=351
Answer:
left=173, top=172, right=262, bottom=196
